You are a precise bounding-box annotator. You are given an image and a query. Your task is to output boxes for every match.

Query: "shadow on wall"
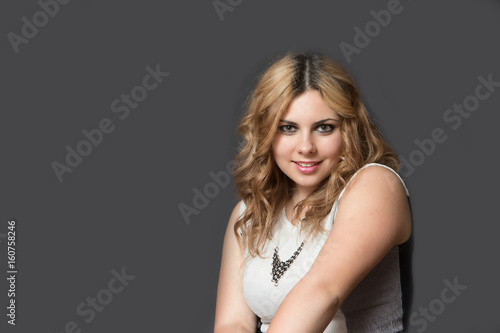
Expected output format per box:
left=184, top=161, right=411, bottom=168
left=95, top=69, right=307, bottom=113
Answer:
left=401, top=197, right=415, bottom=332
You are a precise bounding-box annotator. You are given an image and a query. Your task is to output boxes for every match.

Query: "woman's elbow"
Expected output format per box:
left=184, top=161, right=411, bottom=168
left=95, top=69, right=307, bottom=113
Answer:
left=214, top=323, right=256, bottom=333
left=305, top=273, right=343, bottom=312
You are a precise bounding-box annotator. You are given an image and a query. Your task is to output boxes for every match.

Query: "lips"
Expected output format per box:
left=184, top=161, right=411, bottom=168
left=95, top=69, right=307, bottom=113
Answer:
left=293, top=161, right=322, bottom=173
left=294, top=161, right=321, bottom=167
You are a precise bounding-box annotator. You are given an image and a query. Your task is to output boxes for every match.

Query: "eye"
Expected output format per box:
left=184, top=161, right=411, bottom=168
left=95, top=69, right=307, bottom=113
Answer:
left=278, top=125, right=297, bottom=133
left=316, top=124, right=335, bottom=133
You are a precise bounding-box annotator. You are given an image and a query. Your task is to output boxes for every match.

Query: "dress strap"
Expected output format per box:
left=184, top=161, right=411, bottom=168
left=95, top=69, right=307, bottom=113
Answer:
left=239, top=200, right=247, bottom=216
left=331, top=163, right=409, bottom=222
left=339, top=163, right=409, bottom=198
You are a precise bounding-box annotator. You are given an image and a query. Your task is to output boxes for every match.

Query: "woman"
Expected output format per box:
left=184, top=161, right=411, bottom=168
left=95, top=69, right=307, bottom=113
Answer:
left=214, top=52, right=413, bottom=333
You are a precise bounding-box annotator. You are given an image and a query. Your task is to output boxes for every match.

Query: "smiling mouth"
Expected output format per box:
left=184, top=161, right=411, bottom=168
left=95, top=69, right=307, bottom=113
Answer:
left=293, top=161, right=321, bottom=167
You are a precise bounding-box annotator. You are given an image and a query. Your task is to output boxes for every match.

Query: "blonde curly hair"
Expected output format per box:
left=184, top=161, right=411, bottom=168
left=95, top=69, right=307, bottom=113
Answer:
left=233, top=51, right=400, bottom=259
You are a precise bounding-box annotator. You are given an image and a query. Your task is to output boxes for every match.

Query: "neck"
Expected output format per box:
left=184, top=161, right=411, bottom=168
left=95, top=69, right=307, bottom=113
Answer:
left=286, top=186, right=315, bottom=224
left=286, top=202, right=308, bottom=226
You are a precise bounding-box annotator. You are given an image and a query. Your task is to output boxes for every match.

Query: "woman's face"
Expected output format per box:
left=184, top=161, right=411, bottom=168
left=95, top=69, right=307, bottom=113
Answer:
left=272, top=89, right=343, bottom=199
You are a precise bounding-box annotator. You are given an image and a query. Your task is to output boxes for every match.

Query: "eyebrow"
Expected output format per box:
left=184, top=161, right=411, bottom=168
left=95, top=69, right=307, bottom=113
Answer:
left=278, top=118, right=340, bottom=126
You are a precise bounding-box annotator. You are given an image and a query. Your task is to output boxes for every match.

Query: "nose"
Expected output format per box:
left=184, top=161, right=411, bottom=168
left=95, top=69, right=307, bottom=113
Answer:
left=298, top=132, right=316, bottom=154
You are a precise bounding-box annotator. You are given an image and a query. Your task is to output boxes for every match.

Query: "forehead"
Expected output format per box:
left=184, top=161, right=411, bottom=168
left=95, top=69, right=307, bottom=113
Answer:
left=281, top=90, right=339, bottom=121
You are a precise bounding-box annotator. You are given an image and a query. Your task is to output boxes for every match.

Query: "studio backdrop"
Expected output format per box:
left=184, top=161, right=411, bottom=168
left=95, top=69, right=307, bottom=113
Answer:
left=1, top=0, right=499, bottom=332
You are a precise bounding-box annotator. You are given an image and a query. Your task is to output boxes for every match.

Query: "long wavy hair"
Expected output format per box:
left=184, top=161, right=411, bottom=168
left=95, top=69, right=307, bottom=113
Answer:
left=233, top=51, right=400, bottom=260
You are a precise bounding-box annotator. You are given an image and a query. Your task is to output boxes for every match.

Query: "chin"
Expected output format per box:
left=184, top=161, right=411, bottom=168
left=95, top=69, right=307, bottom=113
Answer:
left=292, top=177, right=327, bottom=189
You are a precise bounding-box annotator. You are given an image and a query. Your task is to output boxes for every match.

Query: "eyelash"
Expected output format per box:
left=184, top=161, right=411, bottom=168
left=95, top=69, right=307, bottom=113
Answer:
left=278, top=124, right=335, bottom=134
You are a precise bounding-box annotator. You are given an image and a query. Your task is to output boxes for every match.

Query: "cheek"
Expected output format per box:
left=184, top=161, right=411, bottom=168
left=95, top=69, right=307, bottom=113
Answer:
left=272, top=136, right=291, bottom=159
left=322, top=136, right=343, bottom=158
left=271, top=140, right=278, bottom=159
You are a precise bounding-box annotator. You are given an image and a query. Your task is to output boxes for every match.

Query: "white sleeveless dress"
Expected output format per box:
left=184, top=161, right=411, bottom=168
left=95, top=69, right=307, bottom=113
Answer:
left=239, top=163, right=410, bottom=333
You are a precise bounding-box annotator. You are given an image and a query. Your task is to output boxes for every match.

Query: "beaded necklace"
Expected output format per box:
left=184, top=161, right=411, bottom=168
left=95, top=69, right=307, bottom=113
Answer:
left=270, top=207, right=306, bottom=287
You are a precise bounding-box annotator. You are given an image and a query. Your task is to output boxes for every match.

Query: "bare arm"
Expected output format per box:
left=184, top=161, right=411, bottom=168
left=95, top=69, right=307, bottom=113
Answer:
left=214, top=201, right=259, bottom=333
left=267, top=166, right=412, bottom=332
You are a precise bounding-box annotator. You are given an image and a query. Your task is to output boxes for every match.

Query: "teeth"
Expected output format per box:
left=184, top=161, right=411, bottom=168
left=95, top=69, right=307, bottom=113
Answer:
left=297, top=162, right=318, bottom=167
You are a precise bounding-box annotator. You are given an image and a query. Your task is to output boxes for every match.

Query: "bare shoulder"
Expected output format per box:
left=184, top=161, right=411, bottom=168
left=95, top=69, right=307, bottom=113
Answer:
left=345, top=164, right=407, bottom=195
left=337, top=164, right=411, bottom=245
left=224, top=200, right=246, bottom=241
left=228, top=200, right=244, bottom=227
left=215, top=198, right=258, bottom=330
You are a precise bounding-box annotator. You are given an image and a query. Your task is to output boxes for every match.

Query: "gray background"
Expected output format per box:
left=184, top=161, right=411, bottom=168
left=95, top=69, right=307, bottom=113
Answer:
left=1, top=0, right=499, bottom=332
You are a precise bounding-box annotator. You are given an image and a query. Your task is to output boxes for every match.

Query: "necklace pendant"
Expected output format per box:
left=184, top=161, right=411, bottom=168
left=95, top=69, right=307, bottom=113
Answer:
left=270, top=241, right=305, bottom=286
